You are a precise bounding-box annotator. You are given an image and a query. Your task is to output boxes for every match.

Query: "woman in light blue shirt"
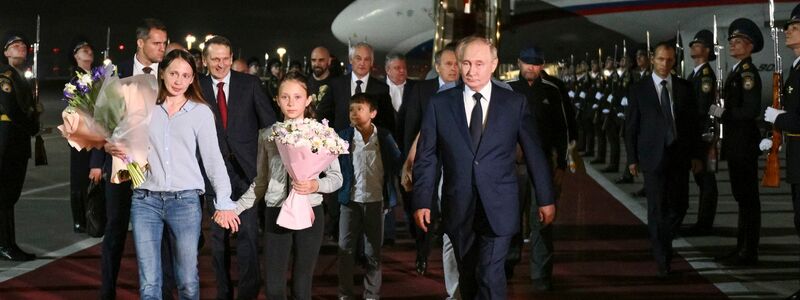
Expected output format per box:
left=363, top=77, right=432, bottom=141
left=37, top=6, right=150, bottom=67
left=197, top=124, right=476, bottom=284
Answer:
left=105, top=49, right=238, bottom=299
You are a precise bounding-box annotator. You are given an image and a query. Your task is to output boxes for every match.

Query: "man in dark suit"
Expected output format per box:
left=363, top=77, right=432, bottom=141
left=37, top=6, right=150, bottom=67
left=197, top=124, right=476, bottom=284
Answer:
left=708, top=18, right=764, bottom=266
left=315, top=42, right=394, bottom=132
left=683, top=29, right=719, bottom=236
left=413, top=36, right=555, bottom=300
left=200, top=36, right=276, bottom=300
left=384, top=52, right=416, bottom=245
left=92, top=18, right=167, bottom=300
left=765, top=6, right=800, bottom=298
left=401, top=46, right=459, bottom=286
left=626, top=42, right=702, bottom=277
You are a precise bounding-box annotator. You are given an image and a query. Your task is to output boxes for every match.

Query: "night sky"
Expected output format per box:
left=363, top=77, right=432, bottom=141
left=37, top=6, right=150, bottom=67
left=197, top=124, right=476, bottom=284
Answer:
left=1, top=0, right=353, bottom=78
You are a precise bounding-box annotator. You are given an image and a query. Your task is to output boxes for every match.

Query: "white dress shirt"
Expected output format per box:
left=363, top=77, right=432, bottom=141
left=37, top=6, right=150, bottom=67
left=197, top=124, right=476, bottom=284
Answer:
left=463, top=83, right=492, bottom=128
left=387, top=78, right=405, bottom=112
left=793, top=56, right=800, bottom=69
left=351, top=124, right=384, bottom=203
left=211, top=71, right=232, bottom=104
left=351, top=72, right=370, bottom=96
left=132, top=54, right=159, bottom=77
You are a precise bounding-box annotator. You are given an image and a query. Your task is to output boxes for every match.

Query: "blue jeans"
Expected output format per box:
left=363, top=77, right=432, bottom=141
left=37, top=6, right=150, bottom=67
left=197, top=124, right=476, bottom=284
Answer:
left=131, top=189, right=202, bottom=300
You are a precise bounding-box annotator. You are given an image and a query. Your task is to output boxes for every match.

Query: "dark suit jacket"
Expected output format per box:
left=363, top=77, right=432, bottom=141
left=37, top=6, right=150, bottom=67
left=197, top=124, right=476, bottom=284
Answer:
left=775, top=62, right=800, bottom=183
left=393, top=79, right=416, bottom=151
left=315, top=74, right=394, bottom=132
left=413, top=82, right=554, bottom=241
left=625, top=74, right=701, bottom=172
left=720, top=57, right=762, bottom=160
left=401, top=78, right=440, bottom=156
left=200, top=71, right=276, bottom=196
left=116, top=58, right=134, bottom=78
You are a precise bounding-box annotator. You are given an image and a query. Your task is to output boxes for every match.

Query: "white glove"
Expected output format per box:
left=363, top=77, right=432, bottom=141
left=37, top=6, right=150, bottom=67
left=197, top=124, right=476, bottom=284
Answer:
left=568, top=90, right=576, bottom=98
left=592, top=104, right=599, bottom=109
left=575, top=103, right=581, bottom=109
left=579, top=91, right=586, bottom=99
left=621, top=97, right=628, bottom=106
left=595, top=92, right=604, bottom=100
left=764, top=107, right=786, bottom=124
left=708, top=104, right=725, bottom=118
left=602, top=109, right=610, bottom=114
left=617, top=112, right=625, bottom=119
left=607, top=95, right=614, bottom=103
left=759, top=138, right=773, bottom=151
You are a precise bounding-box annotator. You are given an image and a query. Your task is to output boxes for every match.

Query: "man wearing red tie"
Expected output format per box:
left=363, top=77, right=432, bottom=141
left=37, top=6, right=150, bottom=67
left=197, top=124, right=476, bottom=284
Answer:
left=199, top=36, right=276, bottom=300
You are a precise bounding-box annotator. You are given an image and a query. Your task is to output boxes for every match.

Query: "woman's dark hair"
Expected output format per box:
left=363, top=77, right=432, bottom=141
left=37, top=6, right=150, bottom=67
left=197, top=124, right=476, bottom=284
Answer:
left=156, top=49, right=208, bottom=105
left=278, top=71, right=315, bottom=119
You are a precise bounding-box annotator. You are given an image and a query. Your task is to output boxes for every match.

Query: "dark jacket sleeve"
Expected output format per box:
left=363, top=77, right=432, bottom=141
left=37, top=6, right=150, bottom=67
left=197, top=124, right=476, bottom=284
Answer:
left=251, top=75, right=276, bottom=128
left=625, top=85, right=641, bottom=165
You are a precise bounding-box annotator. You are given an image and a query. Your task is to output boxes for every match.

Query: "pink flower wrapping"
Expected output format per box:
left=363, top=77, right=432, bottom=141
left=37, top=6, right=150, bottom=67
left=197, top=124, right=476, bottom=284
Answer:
left=56, top=108, right=108, bottom=151
left=274, top=143, right=339, bottom=230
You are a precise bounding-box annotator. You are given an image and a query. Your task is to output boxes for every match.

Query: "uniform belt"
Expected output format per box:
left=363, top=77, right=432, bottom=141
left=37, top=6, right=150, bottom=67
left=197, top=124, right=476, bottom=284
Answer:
left=0, top=114, right=9, bottom=122
left=786, top=133, right=800, bottom=137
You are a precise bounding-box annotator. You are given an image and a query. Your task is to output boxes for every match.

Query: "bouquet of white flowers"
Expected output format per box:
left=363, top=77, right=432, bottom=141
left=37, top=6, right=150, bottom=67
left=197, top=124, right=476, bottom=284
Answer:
left=269, top=118, right=348, bottom=229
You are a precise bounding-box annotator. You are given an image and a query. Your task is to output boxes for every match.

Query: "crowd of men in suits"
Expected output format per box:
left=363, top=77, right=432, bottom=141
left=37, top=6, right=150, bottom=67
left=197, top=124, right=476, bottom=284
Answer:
left=5, top=5, right=800, bottom=299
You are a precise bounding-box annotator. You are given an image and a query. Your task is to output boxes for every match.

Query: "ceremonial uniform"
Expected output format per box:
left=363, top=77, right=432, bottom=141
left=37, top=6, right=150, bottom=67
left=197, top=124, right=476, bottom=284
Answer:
left=713, top=18, right=764, bottom=265
left=685, top=29, right=720, bottom=234
left=601, top=67, right=631, bottom=172
left=0, top=58, right=38, bottom=261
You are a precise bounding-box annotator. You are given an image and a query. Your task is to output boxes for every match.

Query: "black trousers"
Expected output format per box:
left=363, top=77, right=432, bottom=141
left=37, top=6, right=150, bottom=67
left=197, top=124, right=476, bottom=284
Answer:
left=264, top=205, right=324, bottom=300
left=69, top=148, right=91, bottom=229
left=594, top=120, right=607, bottom=160
left=206, top=196, right=261, bottom=300
left=727, top=156, right=761, bottom=255
left=0, top=143, right=28, bottom=248
left=605, top=117, right=621, bottom=167
left=100, top=181, right=133, bottom=300
left=643, top=163, right=689, bottom=269
left=692, top=170, right=718, bottom=229
left=580, top=115, right=595, bottom=155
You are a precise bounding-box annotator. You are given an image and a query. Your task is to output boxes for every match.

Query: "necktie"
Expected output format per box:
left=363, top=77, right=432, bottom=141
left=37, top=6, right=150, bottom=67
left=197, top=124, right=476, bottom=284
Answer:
left=660, top=80, right=675, bottom=145
left=469, top=92, right=483, bottom=150
left=355, top=79, right=363, bottom=94
left=142, top=66, right=152, bottom=74
left=217, top=82, right=228, bottom=129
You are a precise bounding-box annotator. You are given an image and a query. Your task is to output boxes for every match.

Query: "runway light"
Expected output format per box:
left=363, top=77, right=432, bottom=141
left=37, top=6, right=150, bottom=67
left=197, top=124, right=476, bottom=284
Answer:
left=51, top=47, right=60, bottom=54
left=185, top=34, right=196, bottom=50
left=277, top=47, right=286, bottom=62
left=199, top=43, right=205, bottom=51
left=264, top=53, right=269, bottom=61
left=118, top=44, right=125, bottom=51
left=24, top=69, right=33, bottom=79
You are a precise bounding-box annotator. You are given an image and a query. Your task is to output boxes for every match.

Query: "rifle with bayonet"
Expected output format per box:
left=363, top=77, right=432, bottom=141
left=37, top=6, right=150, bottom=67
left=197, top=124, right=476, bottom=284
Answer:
left=705, top=15, right=725, bottom=173
left=762, top=0, right=782, bottom=187
left=32, top=15, right=47, bottom=166
left=676, top=23, right=685, bottom=77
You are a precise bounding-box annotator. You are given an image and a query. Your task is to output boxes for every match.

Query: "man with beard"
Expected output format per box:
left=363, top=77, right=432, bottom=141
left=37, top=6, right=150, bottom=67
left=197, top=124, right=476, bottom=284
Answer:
left=308, top=46, right=336, bottom=108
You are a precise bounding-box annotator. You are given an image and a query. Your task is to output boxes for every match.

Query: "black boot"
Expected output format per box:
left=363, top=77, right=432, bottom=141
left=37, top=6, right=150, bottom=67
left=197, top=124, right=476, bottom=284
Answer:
left=0, top=209, right=33, bottom=261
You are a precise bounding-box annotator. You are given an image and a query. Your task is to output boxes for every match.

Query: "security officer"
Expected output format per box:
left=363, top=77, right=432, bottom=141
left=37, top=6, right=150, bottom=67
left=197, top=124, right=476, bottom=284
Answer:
left=507, top=46, right=569, bottom=291
left=0, top=32, right=38, bottom=261
left=601, top=55, right=632, bottom=173
left=708, top=18, right=763, bottom=266
left=683, top=29, right=719, bottom=236
left=764, top=5, right=800, bottom=299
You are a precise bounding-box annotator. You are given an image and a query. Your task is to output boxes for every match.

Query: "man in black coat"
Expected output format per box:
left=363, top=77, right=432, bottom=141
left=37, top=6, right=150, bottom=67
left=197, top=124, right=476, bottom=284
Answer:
left=315, top=42, right=394, bottom=132
left=708, top=18, right=764, bottom=266
left=200, top=36, right=276, bottom=300
left=626, top=42, right=702, bottom=277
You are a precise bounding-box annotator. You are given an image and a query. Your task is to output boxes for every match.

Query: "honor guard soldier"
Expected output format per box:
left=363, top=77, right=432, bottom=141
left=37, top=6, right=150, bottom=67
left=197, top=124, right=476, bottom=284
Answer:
left=507, top=46, right=570, bottom=291
left=591, top=57, right=615, bottom=165
left=683, top=29, right=719, bottom=236
left=575, top=61, right=593, bottom=154
left=601, top=56, right=632, bottom=173
left=617, top=48, right=653, bottom=185
left=764, top=4, right=800, bottom=298
left=708, top=18, right=763, bottom=266
left=0, top=32, right=38, bottom=261
left=584, top=59, right=602, bottom=158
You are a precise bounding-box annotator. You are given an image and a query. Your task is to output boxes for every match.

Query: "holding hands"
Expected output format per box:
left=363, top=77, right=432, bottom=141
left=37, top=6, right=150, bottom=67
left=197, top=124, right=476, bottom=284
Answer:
left=213, top=210, right=241, bottom=232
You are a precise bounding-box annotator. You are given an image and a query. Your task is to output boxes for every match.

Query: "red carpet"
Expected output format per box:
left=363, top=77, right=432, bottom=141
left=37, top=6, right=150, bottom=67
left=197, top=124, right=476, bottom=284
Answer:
left=0, top=173, right=725, bottom=299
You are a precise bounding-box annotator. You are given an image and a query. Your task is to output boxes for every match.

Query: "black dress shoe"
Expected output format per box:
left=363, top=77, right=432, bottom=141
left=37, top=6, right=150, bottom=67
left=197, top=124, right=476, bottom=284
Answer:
left=615, top=176, right=634, bottom=184
left=785, top=289, right=800, bottom=300
left=415, top=259, right=428, bottom=276
left=600, top=166, right=619, bottom=173
left=0, top=246, right=35, bottom=261
left=589, top=158, right=606, bottom=164
left=531, top=278, right=552, bottom=291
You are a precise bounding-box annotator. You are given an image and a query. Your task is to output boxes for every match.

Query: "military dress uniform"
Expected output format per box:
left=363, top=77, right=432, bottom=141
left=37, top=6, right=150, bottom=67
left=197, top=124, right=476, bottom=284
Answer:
left=575, top=71, right=593, bottom=154
left=591, top=67, right=613, bottom=164
left=601, top=67, right=631, bottom=172
left=0, top=63, right=38, bottom=261
left=685, top=29, right=720, bottom=234
left=712, top=18, right=764, bottom=265
left=769, top=6, right=800, bottom=299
